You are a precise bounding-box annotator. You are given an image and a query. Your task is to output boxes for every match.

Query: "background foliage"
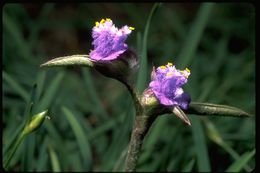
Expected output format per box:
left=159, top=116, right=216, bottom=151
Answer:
left=3, top=3, right=255, bottom=172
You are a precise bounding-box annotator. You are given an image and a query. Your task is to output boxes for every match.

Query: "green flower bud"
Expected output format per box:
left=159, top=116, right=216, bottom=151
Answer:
left=22, top=110, right=48, bottom=135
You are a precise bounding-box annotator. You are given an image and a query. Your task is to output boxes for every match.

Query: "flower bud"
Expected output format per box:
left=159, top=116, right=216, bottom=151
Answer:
left=22, top=110, right=49, bottom=135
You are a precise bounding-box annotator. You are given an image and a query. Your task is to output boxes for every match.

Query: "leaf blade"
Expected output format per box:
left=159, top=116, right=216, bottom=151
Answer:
left=40, top=55, right=94, bottom=68
left=187, top=102, right=251, bottom=117
left=62, top=106, right=92, bottom=171
left=226, top=149, right=255, bottom=172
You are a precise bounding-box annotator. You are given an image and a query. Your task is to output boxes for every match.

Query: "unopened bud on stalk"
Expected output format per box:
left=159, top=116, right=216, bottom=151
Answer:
left=22, top=110, right=49, bottom=135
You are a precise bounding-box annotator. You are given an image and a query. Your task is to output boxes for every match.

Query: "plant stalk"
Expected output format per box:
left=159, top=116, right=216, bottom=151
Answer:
left=125, top=115, right=156, bottom=172
left=4, top=133, right=26, bottom=170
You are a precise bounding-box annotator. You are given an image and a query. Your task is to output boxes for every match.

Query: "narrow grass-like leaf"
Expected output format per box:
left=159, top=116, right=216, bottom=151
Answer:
left=187, top=102, right=251, bottom=117
left=38, top=71, right=64, bottom=110
left=62, top=106, right=92, bottom=171
left=28, top=3, right=55, bottom=48
left=22, top=134, right=35, bottom=171
left=204, top=119, right=252, bottom=171
left=88, top=115, right=121, bottom=140
left=137, top=3, right=161, bottom=92
left=45, top=122, right=62, bottom=141
left=101, top=102, right=134, bottom=170
left=36, top=137, right=49, bottom=171
left=3, top=12, right=34, bottom=63
left=182, top=158, right=195, bottom=172
left=82, top=68, right=108, bottom=120
left=3, top=133, right=25, bottom=170
left=113, top=146, right=127, bottom=171
left=40, top=55, right=94, bottom=68
left=178, top=3, right=214, bottom=68
left=214, top=60, right=255, bottom=99
left=226, top=149, right=255, bottom=172
left=3, top=71, right=29, bottom=101
left=3, top=123, right=24, bottom=157
left=24, top=84, right=37, bottom=124
left=190, top=117, right=211, bottom=171
left=35, top=70, right=46, bottom=104
left=48, top=145, right=61, bottom=172
left=3, top=84, right=37, bottom=163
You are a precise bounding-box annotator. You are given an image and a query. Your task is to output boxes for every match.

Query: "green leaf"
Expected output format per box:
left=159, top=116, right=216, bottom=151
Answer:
left=190, top=117, right=211, bottom=171
left=40, top=54, right=94, bottom=68
left=62, top=106, right=92, bottom=171
left=178, top=3, right=215, bottom=69
left=226, top=149, right=255, bottom=172
left=137, top=3, right=161, bottom=92
left=204, top=119, right=252, bottom=171
left=3, top=71, right=29, bottom=102
left=182, top=158, right=195, bottom=172
left=37, top=71, right=64, bottom=110
left=187, top=102, right=251, bottom=117
left=48, top=145, right=61, bottom=172
left=35, top=70, right=46, bottom=103
left=82, top=68, right=108, bottom=121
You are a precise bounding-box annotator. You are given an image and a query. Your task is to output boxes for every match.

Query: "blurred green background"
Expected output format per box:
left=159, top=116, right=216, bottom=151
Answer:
left=3, top=3, right=255, bottom=172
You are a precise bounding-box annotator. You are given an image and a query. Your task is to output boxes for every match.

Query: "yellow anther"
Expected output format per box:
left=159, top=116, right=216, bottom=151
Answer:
left=106, top=18, right=111, bottom=21
left=100, top=19, right=105, bottom=24
left=185, top=68, right=190, bottom=73
left=166, top=72, right=173, bottom=77
left=129, top=26, right=135, bottom=30
left=160, top=65, right=166, bottom=69
left=95, top=22, right=99, bottom=27
left=167, top=62, right=173, bottom=66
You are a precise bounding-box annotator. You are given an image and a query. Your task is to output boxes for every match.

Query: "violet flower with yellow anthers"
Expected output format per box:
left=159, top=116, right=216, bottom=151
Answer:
left=149, top=62, right=191, bottom=110
left=90, top=18, right=135, bottom=61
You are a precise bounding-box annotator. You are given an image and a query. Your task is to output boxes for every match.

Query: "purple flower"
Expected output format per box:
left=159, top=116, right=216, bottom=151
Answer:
left=90, top=18, right=135, bottom=61
left=149, top=62, right=191, bottom=110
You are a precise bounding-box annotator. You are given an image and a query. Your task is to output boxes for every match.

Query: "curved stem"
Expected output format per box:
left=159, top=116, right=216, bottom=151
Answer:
left=123, top=81, right=143, bottom=115
left=123, top=81, right=157, bottom=171
left=125, top=115, right=156, bottom=172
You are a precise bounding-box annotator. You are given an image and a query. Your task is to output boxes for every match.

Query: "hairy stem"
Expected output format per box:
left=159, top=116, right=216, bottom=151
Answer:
left=125, top=115, right=156, bottom=172
left=123, top=81, right=143, bottom=115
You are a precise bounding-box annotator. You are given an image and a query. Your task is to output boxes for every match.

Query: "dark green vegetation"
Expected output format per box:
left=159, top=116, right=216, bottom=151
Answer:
left=3, top=3, right=255, bottom=172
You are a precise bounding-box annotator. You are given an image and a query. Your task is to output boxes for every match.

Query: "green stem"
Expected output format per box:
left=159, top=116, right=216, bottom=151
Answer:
left=4, top=133, right=26, bottom=170
left=124, top=4, right=161, bottom=170
left=125, top=115, right=156, bottom=172
left=123, top=81, right=157, bottom=171
left=124, top=81, right=142, bottom=115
